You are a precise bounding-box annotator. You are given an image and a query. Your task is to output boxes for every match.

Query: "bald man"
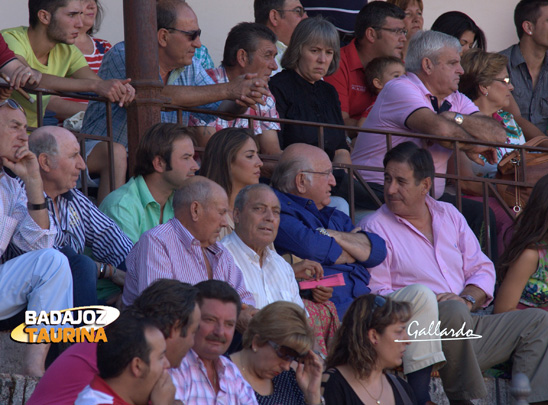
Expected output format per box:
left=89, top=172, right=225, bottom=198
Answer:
left=124, top=176, right=256, bottom=331
left=271, top=143, right=387, bottom=317
left=13, top=126, right=133, bottom=307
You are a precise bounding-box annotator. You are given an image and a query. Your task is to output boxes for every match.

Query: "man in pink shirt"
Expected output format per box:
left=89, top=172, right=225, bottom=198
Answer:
left=351, top=29, right=507, bottom=257
left=360, top=142, right=548, bottom=404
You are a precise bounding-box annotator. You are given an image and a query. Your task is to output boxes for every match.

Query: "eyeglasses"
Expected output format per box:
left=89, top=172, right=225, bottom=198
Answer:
left=267, top=341, right=305, bottom=362
left=166, top=27, right=201, bottom=41
left=373, top=27, right=409, bottom=37
left=301, top=169, right=333, bottom=178
left=367, top=295, right=387, bottom=328
left=492, top=77, right=511, bottom=86
left=0, top=99, right=24, bottom=113
left=276, top=6, right=306, bottom=17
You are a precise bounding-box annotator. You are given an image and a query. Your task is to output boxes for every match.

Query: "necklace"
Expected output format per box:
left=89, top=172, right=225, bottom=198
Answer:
left=357, top=375, right=384, bottom=405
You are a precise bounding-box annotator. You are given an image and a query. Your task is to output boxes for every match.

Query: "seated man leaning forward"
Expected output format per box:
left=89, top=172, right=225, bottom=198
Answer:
left=28, top=279, right=201, bottom=405
left=20, top=126, right=131, bottom=307
left=222, top=183, right=339, bottom=356
left=123, top=176, right=256, bottom=329
left=81, top=0, right=270, bottom=151
left=75, top=310, right=174, bottom=405
left=0, top=99, right=72, bottom=377
left=170, top=280, right=258, bottom=404
left=271, top=143, right=386, bottom=318
left=360, top=141, right=548, bottom=404
left=99, top=122, right=199, bottom=244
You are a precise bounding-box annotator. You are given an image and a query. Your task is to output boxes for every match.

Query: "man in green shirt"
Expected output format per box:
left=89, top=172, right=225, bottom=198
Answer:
left=100, top=123, right=198, bottom=244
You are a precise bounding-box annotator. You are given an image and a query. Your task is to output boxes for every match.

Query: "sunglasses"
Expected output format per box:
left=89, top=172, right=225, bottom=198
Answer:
left=167, top=27, right=201, bottom=41
left=492, top=77, right=511, bottom=86
left=367, top=295, right=387, bottom=328
left=276, top=6, right=306, bottom=18
left=267, top=340, right=305, bottom=362
left=0, top=99, right=25, bottom=114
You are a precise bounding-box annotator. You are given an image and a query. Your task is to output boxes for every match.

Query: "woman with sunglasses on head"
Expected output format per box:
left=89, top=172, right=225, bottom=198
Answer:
left=230, top=301, right=324, bottom=405
left=456, top=49, right=531, bottom=254
left=322, top=295, right=416, bottom=405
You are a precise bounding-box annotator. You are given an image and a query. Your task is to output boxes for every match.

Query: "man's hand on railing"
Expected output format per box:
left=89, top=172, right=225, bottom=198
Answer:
left=229, top=73, right=269, bottom=110
left=94, top=78, right=135, bottom=107
left=463, top=144, right=497, bottom=166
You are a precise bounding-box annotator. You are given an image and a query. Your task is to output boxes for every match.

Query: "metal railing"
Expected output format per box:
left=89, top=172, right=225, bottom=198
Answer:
left=6, top=81, right=547, bottom=259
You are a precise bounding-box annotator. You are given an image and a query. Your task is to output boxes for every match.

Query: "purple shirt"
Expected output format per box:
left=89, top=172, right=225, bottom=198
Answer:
left=358, top=196, right=495, bottom=304
left=123, top=218, right=255, bottom=307
left=351, top=73, right=479, bottom=198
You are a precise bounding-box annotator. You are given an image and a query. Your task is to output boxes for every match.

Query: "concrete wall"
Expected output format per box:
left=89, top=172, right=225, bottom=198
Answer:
left=0, top=0, right=519, bottom=67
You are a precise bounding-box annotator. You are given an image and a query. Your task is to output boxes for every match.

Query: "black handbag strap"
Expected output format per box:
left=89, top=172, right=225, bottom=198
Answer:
left=386, top=373, right=413, bottom=405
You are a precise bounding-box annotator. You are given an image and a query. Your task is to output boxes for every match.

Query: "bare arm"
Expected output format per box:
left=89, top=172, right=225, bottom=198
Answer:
left=162, top=74, right=269, bottom=109
left=328, top=228, right=372, bottom=263
left=494, top=248, right=538, bottom=314
left=256, top=129, right=282, bottom=178
left=333, top=149, right=352, bottom=165
left=40, top=66, right=135, bottom=106
left=2, top=146, right=49, bottom=229
left=407, top=108, right=506, bottom=144
left=506, top=93, right=547, bottom=140
left=46, top=96, right=86, bottom=120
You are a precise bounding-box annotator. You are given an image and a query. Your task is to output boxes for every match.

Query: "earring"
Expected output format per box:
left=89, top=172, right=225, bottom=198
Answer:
left=252, top=347, right=257, bottom=352
left=484, top=91, right=488, bottom=97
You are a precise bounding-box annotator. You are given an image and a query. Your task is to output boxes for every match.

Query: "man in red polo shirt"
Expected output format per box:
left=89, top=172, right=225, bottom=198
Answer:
left=325, top=2, right=406, bottom=135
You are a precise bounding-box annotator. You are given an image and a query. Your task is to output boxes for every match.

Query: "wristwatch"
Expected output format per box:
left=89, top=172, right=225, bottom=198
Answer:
left=454, top=113, right=464, bottom=125
left=460, top=294, right=476, bottom=308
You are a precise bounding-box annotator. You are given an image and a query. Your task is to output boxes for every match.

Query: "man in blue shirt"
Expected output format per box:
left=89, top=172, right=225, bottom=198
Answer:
left=270, top=143, right=386, bottom=317
left=82, top=0, right=269, bottom=151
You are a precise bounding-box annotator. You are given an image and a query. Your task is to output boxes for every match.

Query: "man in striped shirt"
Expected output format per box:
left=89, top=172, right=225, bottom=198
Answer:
left=21, top=126, right=133, bottom=307
left=124, top=176, right=257, bottom=330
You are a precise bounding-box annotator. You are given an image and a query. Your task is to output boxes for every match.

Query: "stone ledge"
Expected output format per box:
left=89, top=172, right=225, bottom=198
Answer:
left=0, top=374, right=39, bottom=405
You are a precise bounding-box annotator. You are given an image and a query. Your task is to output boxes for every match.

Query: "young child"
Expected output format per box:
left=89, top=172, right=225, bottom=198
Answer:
left=362, top=56, right=406, bottom=119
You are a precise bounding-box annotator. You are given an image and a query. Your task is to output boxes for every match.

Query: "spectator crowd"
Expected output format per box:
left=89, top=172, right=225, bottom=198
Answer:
left=3, top=0, right=548, bottom=404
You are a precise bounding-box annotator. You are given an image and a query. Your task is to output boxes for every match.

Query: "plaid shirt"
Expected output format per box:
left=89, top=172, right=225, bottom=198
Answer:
left=194, top=66, right=280, bottom=135
left=170, top=350, right=258, bottom=405
left=81, top=41, right=220, bottom=147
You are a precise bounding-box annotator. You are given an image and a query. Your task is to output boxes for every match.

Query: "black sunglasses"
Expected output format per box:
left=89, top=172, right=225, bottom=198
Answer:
left=367, top=295, right=387, bottom=327
left=166, top=27, right=201, bottom=41
left=267, top=340, right=305, bottom=362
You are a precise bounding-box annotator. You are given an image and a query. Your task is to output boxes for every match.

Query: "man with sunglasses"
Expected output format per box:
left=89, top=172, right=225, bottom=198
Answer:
left=170, top=280, right=258, bottom=404
left=360, top=142, right=548, bottom=404
left=0, top=98, right=72, bottom=377
left=254, top=0, right=308, bottom=76
left=82, top=0, right=270, bottom=155
left=324, top=1, right=406, bottom=134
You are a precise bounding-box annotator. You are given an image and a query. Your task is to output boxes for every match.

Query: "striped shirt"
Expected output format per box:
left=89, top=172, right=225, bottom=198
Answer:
left=6, top=188, right=132, bottom=267
left=221, top=232, right=305, bottom=310
left=170, top=349, right=258, bottom=405
left=63, top=37, right=112, bottom=104
left=0, top=170, right=56, bottom=258
left=198, top=66, right=281, bottom=135
left=123, top=218, right=255, bottom=306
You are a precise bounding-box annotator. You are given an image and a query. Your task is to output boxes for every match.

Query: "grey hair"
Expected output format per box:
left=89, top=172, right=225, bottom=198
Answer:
left=281, top=16, right=340, bottom=77
left=28, top=128, right=59, bottom=158
left=271, top=158, right=312, bottom=193
left=172, top=176, right=215, bottom=212
left=405, top=30, right=461, bottom=74
left=234, top=183, right=276, bottom=211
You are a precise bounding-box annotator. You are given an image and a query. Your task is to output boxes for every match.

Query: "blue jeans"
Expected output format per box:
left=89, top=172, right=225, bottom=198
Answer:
left=59, top=246, right=97, bottom=307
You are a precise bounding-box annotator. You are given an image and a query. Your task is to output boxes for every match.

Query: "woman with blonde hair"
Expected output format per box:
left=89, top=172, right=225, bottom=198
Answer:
left=231, top=301, right=323, bottom=405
